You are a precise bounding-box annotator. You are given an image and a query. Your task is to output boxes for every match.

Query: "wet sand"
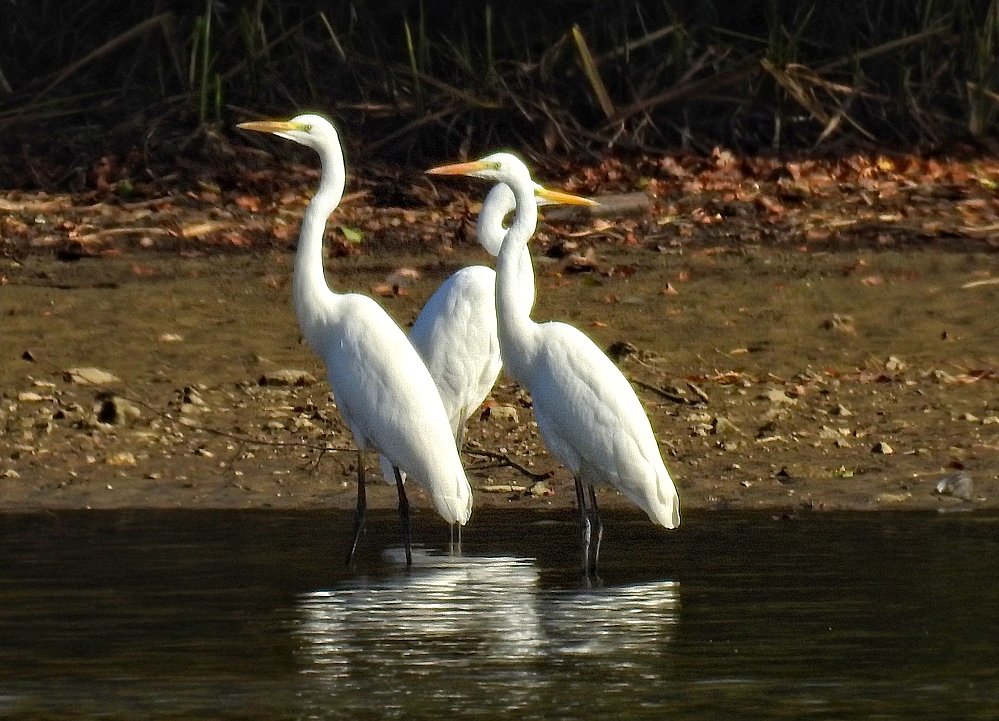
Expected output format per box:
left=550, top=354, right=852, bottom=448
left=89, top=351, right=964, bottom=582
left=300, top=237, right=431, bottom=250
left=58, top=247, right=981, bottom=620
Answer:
left=2, top=243, right=997, bottom=515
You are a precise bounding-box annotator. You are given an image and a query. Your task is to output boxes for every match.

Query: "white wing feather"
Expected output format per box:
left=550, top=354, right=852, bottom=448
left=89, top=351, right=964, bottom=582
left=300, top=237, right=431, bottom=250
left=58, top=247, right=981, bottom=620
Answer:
left=526, top=321, right=679, bottom=528
left=316, top=294, right=472, bottom=525
left=409, top=265, right=501, bottom=436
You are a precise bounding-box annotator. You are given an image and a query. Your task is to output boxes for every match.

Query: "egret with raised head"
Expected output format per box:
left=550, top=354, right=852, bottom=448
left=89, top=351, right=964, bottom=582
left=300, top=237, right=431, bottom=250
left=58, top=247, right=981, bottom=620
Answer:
left=428, top=153, right=680, bottom=577
left=237, top=114, right=472, bottom=566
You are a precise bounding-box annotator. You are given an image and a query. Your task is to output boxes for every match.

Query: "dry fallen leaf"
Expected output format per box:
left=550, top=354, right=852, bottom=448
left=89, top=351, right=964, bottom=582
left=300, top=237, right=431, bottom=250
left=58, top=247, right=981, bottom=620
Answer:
left=235, top=195, right=261, bottom=213
left=181, top=221, right=227, bottom=238
left=223, top=231, right=250, bottom=246
left=564, top=248, right=602, bottom=272
left=385, top=267, right=421, bottom=286
left=372, top=284, right=403, bottom=297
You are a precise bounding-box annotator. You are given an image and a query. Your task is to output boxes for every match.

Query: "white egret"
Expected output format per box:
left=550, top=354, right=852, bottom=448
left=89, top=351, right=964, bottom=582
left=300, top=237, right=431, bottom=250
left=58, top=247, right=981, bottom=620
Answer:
left=410, top=183, right=534, bottom=443
left=377, top=180, right=585, bottom=497
left=237, top=114, right=472, bottom=566
left=428, top=153, right=680, bottom=577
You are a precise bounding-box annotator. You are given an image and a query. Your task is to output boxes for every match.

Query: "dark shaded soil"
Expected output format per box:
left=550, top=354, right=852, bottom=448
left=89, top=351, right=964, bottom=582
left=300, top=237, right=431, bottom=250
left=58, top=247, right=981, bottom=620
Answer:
left=2, top=151, right=999, bottom=516
left=2, top=243, right=998, bottom=516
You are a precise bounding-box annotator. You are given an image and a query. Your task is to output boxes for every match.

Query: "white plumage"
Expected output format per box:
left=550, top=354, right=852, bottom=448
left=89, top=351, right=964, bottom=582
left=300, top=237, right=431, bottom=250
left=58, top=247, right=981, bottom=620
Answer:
left=238, top=114, right=471, bottom=565
left=410, top=183, right=540, bottom=439
left=378, top=182, right=545, bottom=485
left=428, top=153, right=679, bottom=575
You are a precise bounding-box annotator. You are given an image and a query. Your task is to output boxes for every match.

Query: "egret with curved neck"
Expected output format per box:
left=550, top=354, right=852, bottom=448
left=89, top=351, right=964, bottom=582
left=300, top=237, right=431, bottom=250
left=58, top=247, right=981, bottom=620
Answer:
left=403, top=181, right=582, bottom=448
left=238, top=114, right=472, bottom=566
left=428, top=153, right=680, bottom=577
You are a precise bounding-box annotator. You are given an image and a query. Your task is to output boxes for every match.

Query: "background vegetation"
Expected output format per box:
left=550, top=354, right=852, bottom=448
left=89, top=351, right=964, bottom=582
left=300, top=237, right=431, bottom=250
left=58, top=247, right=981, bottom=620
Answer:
left=1, top=0, right=998, bottom=187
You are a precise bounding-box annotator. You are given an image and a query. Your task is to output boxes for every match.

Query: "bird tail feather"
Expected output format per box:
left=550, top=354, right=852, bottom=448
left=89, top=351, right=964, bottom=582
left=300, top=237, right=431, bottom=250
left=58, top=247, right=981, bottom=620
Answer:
left=430, top=470, right=473, bottom=526
left=649, top=470, right=681, bottom=529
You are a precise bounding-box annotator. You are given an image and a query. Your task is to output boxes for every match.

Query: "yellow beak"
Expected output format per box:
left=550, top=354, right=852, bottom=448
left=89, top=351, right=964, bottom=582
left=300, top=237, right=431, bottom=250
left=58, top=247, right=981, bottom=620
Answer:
left=425, top=160, right=491, bottom=176
left=236, top=120, right=308, bottom=134
left=536, top=187, right=598, bottom=206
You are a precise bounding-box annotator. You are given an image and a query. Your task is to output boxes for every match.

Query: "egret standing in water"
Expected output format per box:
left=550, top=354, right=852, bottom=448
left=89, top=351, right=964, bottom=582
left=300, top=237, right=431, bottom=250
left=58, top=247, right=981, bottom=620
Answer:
left=375, top=185, right=527, bottom=489
left=428, top=153, right=680, bottom=577
left=376, top=181, right=579, bottom=535
left=237, top=114, right=472, bottom=566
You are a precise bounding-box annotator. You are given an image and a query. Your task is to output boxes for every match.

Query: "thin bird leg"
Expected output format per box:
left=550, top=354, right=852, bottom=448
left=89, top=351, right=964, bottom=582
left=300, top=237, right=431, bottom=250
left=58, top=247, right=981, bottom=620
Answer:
left=345, top=449, right=367, bottom=566
left=587, top=484, right=604, bottom=577
left=448, top=431, right=463, bottom=556
left=574, top=476, right=592, bottom=577
left=449, top=522, right=463, bottom=556
left=394, top=467, right=413, bottom=566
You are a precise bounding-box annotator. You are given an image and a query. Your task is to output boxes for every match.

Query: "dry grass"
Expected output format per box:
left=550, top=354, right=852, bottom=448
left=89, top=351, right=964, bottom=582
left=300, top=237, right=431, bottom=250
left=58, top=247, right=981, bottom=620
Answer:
left=0, top=0, right=997, bottom=185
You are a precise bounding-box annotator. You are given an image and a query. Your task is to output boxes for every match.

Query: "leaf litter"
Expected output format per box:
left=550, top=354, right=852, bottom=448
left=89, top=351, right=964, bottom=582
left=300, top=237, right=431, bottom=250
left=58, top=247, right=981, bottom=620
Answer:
left=2, top=150, right=999, bottom=512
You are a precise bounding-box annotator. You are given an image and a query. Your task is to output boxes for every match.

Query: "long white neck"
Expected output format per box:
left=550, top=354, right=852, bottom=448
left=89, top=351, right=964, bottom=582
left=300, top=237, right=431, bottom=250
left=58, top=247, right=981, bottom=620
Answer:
left=479, top=183, right=536, bottom=317
left=293, top=139, right=346, bottom=348
left=495, top=177, right=541, bottom=383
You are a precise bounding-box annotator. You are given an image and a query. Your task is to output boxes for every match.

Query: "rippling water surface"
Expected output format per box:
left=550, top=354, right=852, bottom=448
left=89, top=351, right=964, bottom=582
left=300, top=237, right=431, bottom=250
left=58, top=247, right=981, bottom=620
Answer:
left=0, top=509, right=996, bottom=720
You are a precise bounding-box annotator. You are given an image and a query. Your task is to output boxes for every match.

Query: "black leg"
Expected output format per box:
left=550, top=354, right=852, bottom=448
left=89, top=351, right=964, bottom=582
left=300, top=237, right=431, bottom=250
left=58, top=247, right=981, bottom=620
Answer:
left=451, top=426, right=466, bottom=557
left=574, top=476, right=592, bottom=577
left=345, top=450, right=367, bottom=567
left=395, top=467, right=413, bottom=566
left=588, top=484, right=604, bottom=577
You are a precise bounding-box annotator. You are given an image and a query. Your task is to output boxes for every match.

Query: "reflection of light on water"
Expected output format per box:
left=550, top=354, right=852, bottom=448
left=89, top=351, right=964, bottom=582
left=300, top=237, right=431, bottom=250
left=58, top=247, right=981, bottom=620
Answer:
left=543, top=580, right=679, bottom=659
left=295, top=550, right=545, bottom=714
left=296, top=550, right=545, bottom=675
left=294, top=553, right=679, bottom=717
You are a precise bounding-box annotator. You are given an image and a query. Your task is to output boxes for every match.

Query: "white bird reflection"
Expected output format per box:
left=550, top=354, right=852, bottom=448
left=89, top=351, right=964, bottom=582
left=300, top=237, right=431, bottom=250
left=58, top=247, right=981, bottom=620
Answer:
left=542, top=580, right=680, bottom=659
left=296, top=550, right=545, bottom=676
left=293, top=551, right=679, bottom=716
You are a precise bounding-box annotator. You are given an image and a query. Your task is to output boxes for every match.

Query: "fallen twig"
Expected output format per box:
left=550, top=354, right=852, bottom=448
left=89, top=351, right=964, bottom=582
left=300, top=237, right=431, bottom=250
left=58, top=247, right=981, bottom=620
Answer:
left=962, top=277, right=999, bottom=289
left=572, top=25, right=616, bottom=120
left=543, top=192, right=649, bottom=221
left=464, top=442, right=551, bottom=481
left=74, top=227, right=177, bottom=244
left=32, top=13, right=176, bottom=103
left=605, top=54, right=760, bottom=128
left=960, top=224, right=999, bottom=236
left=365, top=105, right=459, bottom=152
left=816, top=24, right=952, bottom=73
left=629, top=377, right=703, bottom=405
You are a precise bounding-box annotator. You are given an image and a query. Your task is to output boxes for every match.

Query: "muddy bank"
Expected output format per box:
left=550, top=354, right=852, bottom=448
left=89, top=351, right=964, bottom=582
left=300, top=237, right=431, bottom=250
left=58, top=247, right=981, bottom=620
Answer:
left=2, top=243, right=998, bottom=515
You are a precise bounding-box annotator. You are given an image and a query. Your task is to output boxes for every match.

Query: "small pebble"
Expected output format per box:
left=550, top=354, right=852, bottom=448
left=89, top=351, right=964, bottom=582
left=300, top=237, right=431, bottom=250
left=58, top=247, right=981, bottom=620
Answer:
left=258, top=370, right=317, bottom=387
left=762, top=388, right=796, bottom=405
left=105, top=452, right=137, bottom=467
left=935, top=471, right=974, bottom=501
left=64, top=367, right=121, bottom=386
left=488, top=405, right=520, bottom=423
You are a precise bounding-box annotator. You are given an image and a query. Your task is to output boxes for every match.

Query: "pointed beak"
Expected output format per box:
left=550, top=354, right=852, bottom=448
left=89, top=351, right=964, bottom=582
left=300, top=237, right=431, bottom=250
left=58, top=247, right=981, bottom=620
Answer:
left=236, top=120, right=307, bottom=134
left=426, top=160, right=490, bottom=176
left=536, top=187, right=599, bottom=206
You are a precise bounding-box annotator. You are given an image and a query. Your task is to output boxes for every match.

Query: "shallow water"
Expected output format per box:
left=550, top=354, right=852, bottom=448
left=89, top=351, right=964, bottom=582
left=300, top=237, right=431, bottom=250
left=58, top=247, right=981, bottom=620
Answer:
left=0, top=509, right=996, bottom=720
